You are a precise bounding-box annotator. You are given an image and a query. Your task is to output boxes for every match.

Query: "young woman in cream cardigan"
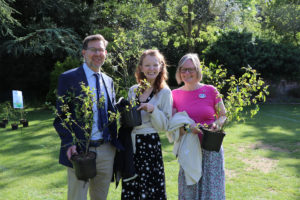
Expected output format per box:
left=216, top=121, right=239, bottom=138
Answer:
left=121, top=49, right=172, bottom=200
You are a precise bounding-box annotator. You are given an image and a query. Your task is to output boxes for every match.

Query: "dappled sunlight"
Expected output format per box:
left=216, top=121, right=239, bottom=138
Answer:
left=223, top=104, right=300, bottom=177
left=0, top=105, right=299, bottom=199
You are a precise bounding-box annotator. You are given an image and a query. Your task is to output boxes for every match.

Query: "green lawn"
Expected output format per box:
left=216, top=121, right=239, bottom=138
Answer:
left=0, top=104, right=299, bottom=200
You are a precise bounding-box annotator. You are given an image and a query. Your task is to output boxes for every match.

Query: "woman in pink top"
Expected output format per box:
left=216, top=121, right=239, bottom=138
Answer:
left=172, top=53, right=226, bottom=200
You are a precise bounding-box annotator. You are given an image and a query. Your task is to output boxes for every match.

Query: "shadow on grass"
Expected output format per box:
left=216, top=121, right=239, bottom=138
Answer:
left=237, top=104, right=300, bottom=175
left=0, top=160, right=66, bottom=190
left=0, top=121, right=59, bottom=158
left=0, top=108, right=65, bottom=189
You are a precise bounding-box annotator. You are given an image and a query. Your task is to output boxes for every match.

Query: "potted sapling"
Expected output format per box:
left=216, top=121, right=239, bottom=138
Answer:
left=197, top=65, right=269, bottom=152
left=19, top=109, right=29, bottom=127
left=55, top=82, right=119, bottom=181
left=10, top=108, right=19, bottom=130
left=0, top=101, right=12, bottom=127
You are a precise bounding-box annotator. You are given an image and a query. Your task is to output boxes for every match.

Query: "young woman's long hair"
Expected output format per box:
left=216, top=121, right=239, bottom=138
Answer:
left=135, top=49, right=168, bottom=94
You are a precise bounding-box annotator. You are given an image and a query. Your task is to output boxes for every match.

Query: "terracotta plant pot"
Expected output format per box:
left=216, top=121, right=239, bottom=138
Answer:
left=11, top=123, right=19, bottom=130
left=200, top=127, right=225, bottom=152
left=0, top=122, right=6, bottom=128
left=121, top=105, right=142, bottom=128
left=71, top=151, right=97, bottom=182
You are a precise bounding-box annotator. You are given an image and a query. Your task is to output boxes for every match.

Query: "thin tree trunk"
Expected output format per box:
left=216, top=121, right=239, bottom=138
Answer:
left=187, top=2, right=193, bottom=52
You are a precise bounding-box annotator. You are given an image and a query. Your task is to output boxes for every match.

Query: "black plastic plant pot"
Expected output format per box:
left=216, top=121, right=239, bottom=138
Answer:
left=121, top=105, right=142, bottom=128
left=201, top=127, right=225, bottom=152
left=21, top=120, right=29, bottom=127
left=71, top=151, right=97, bottom=182
left=0, top=122, right=6, bottom=128
left=11, top=124, right=18, bottom=130
left=2, top=119, right=8, bottom=125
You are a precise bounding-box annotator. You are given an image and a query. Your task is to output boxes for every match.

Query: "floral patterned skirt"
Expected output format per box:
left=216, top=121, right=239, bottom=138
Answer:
left=121, top=133, right=167, bottom=200
left=178, top=147, right=225, bottom=200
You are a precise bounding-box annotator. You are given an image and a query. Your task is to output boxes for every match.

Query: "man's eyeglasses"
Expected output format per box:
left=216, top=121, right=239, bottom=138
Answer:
left=180, top=68, right=196, bottom=73
left=86, top=47, right=105, bottom=53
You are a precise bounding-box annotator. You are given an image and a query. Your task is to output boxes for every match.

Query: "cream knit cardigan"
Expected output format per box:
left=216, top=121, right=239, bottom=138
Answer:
left=128, top=85, right=173, bottom=153
left=167, top=111, right=202, bottom=185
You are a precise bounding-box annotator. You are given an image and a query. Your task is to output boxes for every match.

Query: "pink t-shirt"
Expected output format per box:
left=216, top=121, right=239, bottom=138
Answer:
left=172, top=85, right=222, bottom=142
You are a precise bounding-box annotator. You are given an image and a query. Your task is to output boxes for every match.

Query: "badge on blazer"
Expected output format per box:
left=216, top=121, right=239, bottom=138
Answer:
left=199, top=93, right=206, bottom=98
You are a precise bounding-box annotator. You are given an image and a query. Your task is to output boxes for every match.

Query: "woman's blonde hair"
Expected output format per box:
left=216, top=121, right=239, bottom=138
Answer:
left=135, top=49, right=168, bottom=94
left=175, top=53, right=202, bottom=85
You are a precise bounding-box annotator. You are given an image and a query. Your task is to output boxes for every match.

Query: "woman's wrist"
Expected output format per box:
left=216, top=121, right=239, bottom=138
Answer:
left=183, top=123, right=191, bottom=133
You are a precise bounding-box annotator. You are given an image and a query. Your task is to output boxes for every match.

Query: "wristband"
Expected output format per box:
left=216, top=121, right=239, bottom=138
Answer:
left=183, top=123, right=191, bottom=133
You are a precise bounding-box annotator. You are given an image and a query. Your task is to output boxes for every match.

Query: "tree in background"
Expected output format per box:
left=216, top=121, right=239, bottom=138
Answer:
left=0, top=0, right=94, bottom=101
left=0, top=0, right=20, bottom=37
left=204, top=31, right=300, bottom=83
left=259, top=0, right=300, bottom=45
left=0, top=0, right=299, bottom=102
left=152, top=0, right=243, bottom=52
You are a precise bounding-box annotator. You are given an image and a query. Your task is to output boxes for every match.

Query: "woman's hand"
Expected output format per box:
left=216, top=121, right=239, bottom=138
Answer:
left=210, top=123, right=220, bottom=131
left=190, top=123, right=201, bottom=134
left=137, top=103, right=154, bottom=113
left=183, top=123, right=201, bottom=135
left=179, top=127, right=185, bottom=136
left=210, top=116, right=227, bottom=131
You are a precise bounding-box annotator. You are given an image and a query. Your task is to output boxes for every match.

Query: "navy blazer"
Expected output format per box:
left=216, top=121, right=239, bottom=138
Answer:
left=53, top=65, right=122, bottom=168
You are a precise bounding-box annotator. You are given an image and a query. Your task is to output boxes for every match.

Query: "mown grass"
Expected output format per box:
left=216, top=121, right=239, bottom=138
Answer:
left=0, top=104, right=299, bottom=199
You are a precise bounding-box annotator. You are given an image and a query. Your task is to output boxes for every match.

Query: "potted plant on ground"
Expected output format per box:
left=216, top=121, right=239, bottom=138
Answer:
left=19, top=108, right=29, bottom=127
left=0, top=121, right=5, bottom=128
left=10, top=108, right=19, bottom=130
left=54, top=82, right=121, bottom=181
left=197, top=65, right=269, bottom=152
left=0, top=103, right=6, bottom=128
left=0, top=101, right=12, bottom=126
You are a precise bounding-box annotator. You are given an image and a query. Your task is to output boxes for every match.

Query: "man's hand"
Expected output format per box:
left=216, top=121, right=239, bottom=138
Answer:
left=67, top=145, right=78, bottom=160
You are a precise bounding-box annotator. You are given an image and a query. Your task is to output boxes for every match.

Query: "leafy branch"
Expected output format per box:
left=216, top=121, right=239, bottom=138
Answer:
left=54, top=82, right=118, bottom=155
left=202, top=63, right=269, bottom=131
left=1, top=28, right=81, bottom=57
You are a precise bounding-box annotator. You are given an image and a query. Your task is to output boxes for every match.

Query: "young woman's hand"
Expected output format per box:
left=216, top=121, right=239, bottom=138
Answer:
left=137, top=103, right=154, bottom=113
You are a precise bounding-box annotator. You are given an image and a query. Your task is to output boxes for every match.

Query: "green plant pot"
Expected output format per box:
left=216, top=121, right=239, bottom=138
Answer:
left=200, top=127, right=225, bottom=152
left=71, top=151, right=97, bottom=182
left=121, top=105, right=142, bottom=128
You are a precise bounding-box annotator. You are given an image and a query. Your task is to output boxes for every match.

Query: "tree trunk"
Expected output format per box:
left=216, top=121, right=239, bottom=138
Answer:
left=187, top=2, right=194, bottom=52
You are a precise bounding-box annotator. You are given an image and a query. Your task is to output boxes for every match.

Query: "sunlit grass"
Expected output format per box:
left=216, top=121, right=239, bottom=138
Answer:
left=0, top=104, right=299, bottom=199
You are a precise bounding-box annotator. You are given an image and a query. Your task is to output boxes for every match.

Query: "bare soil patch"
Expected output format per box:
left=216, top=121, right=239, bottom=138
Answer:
left=251, top=142, right=290, bottom=153
left=225, top=169, right=238, bottom=180
left=242, top=157, right=278, bottom=173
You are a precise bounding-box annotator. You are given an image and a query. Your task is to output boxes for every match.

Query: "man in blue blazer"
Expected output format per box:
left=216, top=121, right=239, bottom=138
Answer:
left=53, top=34, right=122, bottom=200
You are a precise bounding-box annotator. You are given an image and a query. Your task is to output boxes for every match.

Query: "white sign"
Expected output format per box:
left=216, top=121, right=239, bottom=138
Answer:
left=12, top=90, right=24, bottom=109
